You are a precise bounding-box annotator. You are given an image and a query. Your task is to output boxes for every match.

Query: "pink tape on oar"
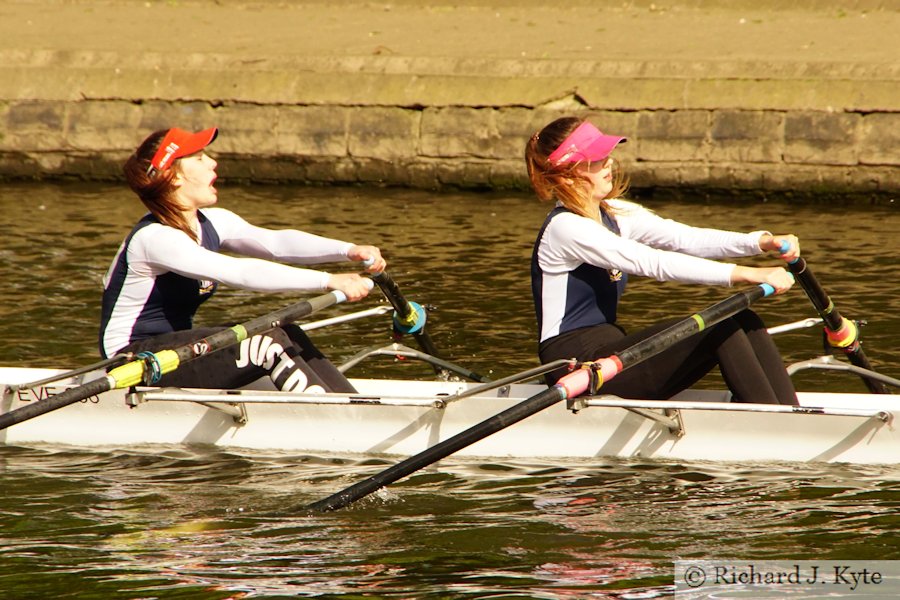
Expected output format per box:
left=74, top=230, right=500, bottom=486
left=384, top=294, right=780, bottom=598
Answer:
left=557, top=356, right=623, bottom=398
left=826, top=317, right=860, bottom=349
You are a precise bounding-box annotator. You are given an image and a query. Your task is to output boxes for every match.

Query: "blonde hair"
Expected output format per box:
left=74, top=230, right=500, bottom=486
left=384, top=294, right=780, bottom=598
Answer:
left=525, top=116, right=629, bottom=221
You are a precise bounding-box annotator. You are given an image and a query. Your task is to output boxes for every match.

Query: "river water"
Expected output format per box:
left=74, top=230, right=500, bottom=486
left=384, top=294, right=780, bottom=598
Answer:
left=0, top=182, right=898, bottom=599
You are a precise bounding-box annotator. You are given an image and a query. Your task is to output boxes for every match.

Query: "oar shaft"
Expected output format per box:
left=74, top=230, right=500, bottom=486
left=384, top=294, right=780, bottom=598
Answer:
left=306, top=386, right=565, bottom=513
left=788, top=257, right=843, bottom=330
left=0, top=290, right=352, bottom=431
left=786, top=256, right=889, bottom=394
left=307, top=284, right=774, bottom=512
left=372, top=271, right=439, bottom=358
left=0, top=377, right=113, bottom=430
left=625, top=285, right=768, bottom=366
left=555, top=284, right=773, bottom=400
left=371, top=271, right=413, bottom=320
left=177, top=291, right=346, bottom=366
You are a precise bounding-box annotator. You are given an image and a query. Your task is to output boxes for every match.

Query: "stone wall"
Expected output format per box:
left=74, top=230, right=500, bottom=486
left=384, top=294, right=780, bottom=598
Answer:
left=3, top=97, right=896, bottom=199
left=1, top=4, right=897, bottom=199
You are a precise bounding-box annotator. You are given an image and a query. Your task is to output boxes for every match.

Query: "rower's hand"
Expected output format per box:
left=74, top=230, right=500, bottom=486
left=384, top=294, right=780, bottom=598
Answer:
left=760, top=233, right=800, bottom=262
left=327, top=273, right=373, bottom=301
left=759, top=267, right=795, bottom=295
left=762, top=267, right=794, bottom=295
left=732, top=266, right=795, bottom=295
left=348, top=244, right=387, bottom=274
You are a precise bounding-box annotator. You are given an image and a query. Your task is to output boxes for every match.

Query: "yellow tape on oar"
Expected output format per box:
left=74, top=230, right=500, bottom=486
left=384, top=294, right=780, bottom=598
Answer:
left=106, top=326, right=248, bottom=389
left=395, top=311, right=419, bottom=328
left=392, top=301, right=427, bottom=334
left=107, top=350, right=180, bottom=389
left=826, top=317, right=859, bottom=349
left=691, top=314, right=707, bottom=330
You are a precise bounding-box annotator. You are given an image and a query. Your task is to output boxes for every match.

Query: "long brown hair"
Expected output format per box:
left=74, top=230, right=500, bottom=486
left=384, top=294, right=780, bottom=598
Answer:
left=122, top=130, right=198, bottom=242
left=525, top=116, right=629, bottom=221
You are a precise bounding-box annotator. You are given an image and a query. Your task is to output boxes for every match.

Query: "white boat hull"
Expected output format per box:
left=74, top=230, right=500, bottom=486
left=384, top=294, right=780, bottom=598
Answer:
left=1, top=367, right=896, bottom=464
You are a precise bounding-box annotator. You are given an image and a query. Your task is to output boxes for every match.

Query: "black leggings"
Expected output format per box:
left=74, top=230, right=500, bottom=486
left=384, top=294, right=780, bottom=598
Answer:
left=117, top=324, right=356, bottom=393
left=539, top=309, right=797, bottom=405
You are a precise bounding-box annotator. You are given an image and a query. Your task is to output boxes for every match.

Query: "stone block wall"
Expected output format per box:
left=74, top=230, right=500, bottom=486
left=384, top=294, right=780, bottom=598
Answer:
left=1, top=98, right=898, bottom=199
left=1, top=42, right=897, bottom=200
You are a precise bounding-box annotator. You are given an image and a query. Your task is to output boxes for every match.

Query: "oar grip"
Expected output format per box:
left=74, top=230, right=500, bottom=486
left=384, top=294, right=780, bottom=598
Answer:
left=331, top=278, right=375, bottom=305
left=776, top=239, right=800, bottom=264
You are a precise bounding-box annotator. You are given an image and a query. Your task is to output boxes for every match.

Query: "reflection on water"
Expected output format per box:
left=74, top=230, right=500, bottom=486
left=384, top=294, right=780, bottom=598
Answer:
left=1, top=445, right=899, bottom=599
left=0, top=183, right=898, bottom=599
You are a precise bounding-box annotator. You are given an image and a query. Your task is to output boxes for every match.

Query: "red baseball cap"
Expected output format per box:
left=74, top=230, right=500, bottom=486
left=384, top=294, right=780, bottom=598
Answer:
left=148, top=127, right=218, bottom=174
left=548, top=122, right=626, bottom=165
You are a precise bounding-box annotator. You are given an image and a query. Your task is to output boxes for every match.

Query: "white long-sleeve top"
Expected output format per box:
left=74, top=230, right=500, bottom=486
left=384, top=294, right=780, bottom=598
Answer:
left=99, top=207, right=353, bottom=357
left=532, top=199, right=767, bottom=342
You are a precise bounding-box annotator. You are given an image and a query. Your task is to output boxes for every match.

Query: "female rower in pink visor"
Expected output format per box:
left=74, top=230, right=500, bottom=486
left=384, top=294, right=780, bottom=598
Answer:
left=526, top=116, right=800, bottom=405
left=100, top=127, right=386, bottom=393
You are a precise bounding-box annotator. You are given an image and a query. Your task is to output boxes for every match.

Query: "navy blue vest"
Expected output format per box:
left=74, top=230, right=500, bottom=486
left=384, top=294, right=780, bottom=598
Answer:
left=531, top=207, right=628, bottom=338
left=99, top=213, right=221, bottom=357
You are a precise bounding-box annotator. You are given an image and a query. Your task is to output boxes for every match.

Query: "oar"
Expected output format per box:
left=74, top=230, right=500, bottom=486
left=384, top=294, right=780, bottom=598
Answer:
left=8, top=354, right=133, bottom=391
left=371, top=270, right=489, bottom=381
left=371, top=271, right=440, bottom=356
left=780, top=242, right=890, bottom=394
left=0, top=286, right=366, bottom=431
left=306, top=283, right=778, bottom=512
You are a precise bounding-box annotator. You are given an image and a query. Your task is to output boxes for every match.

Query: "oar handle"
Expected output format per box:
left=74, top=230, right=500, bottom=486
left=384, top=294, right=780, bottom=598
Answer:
left=373, top=271, right=443, bottom=357
left=779, top=239, right=852, bottom=333
left=778, top=240, right=844, bottom=330
left=364, top=266, right=486, bottom=380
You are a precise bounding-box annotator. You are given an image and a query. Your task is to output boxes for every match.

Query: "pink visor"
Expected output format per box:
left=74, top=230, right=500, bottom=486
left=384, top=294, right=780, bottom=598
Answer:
left=148, top=127, right=218, bottom=174
left=547, top=122, right=626, bottom=165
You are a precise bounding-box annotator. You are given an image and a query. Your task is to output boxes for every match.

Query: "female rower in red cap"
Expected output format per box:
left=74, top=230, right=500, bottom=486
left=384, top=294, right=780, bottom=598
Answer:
left=100, top=127, right=386, bottom=393
left=526, top=116, right=799, bottom=405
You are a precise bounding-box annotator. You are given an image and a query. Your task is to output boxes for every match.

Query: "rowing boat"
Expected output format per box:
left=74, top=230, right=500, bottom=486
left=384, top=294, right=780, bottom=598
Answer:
left=1, top=270, right=897, bottom=468
left=1, top=341, right=897, bottom=464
